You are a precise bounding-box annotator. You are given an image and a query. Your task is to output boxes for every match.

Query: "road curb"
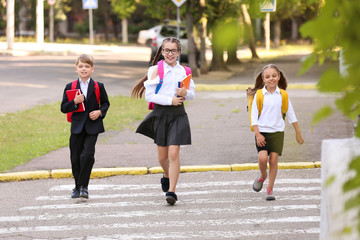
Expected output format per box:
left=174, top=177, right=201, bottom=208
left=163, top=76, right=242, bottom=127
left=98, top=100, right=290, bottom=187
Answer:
left=0, top=161, right=321, bottom=182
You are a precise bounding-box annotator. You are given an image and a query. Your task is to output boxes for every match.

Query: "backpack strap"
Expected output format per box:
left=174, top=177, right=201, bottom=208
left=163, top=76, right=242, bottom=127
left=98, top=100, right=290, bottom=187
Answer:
left=280, top=89, right=288, bottom=119
left=183, top=66, right=191, bottom=75
left=67, top=80, right=79, bottom=122
left=256, top=89, right=264, bottom=117
left=155, top=60, right=164, bottom=94
left=71, top=80, right=78, bottom=90
left=248, top=89, right=263, bottom=131
left=94, top=80, right=100, bottom=105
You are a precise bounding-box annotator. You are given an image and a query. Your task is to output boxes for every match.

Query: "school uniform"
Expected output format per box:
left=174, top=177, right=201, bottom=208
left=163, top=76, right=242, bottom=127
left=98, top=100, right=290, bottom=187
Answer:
left=61, top=78, right=110, bottom=189
left=136, top=61, right=195, bottom=146
left=251, top=86, right=297, bottom=155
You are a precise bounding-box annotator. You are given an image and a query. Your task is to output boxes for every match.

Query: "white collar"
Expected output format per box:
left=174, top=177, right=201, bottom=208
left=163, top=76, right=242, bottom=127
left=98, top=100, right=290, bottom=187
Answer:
left=79, top=78, right=90, bottom=84
left=262, top=85, right=280, bottom=94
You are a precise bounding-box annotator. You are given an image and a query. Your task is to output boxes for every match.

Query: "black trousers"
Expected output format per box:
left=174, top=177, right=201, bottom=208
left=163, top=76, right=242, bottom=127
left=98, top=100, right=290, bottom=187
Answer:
left=69, top=129, right=98, bottom=189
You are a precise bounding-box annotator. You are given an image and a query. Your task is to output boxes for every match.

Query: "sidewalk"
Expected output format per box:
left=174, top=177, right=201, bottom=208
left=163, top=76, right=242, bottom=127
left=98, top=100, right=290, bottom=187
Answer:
left=0, top=43, right=354, bottom=182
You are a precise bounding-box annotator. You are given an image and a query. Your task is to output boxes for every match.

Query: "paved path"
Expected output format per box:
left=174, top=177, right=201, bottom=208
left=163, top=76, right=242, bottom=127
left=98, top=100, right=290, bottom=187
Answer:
left=0, top=169, right=321, bottom=239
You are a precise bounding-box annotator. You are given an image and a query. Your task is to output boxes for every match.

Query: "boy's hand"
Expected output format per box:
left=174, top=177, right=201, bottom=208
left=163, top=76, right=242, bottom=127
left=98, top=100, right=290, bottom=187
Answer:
left=89, top=110, right=102, bottom=120
left=74, top=90, right=84, bottom=105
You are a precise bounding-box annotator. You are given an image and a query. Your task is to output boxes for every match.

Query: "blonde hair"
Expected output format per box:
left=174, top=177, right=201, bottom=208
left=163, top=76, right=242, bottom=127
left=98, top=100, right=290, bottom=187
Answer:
left=75, top=54, right=94, bottom=67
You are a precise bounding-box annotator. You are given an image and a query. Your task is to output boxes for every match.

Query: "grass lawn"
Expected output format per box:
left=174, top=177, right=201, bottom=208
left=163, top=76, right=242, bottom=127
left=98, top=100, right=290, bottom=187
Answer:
left=0, top=96, right=148, bottom=172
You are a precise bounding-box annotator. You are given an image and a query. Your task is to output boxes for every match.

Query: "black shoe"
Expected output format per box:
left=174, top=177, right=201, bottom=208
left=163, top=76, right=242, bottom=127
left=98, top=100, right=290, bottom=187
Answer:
left=79, top=186, right=89, bottom=199
left=71, top=188, right=80, bottom=198
left=166, top=192, right=177, bottom=205
left=161, top=176, right=169, bottom=192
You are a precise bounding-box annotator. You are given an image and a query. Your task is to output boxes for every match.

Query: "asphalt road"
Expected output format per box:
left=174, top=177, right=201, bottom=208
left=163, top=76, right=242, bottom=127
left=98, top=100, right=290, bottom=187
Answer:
left=0, top=46, right=151, bottom=114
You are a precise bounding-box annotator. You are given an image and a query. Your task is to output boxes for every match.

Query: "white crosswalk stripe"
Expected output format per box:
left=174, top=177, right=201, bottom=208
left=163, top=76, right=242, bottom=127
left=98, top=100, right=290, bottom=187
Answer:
left=0, top=173, right=321, bottom=239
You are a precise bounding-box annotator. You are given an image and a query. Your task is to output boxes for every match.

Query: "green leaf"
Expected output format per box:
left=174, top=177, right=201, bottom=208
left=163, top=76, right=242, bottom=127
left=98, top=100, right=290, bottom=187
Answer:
left=349, top=156, right=360, bottom=172
left=342, top=226, right=352, bottom=235
left=355, top=121, right=360, bottom=138
left=344, top=193, right=360, bottom=211
left=312, top=105, right=334, bottom=126
left=324, top=175, right=335, bottom=188
left=343, top=177, right=360, bottom=193
left=298, top=53, right=317, bottom=76
left=317, top=69, right=344, bottom=92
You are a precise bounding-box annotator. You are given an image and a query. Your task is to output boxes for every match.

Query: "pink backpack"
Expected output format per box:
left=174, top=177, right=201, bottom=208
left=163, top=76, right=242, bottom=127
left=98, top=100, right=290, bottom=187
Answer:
left=148, top=60, right=191, bottom=110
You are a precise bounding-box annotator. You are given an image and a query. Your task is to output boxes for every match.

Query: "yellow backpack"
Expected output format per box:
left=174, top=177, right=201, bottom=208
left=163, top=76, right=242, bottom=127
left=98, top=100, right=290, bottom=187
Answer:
left=248, top=89, right=288, bottom=131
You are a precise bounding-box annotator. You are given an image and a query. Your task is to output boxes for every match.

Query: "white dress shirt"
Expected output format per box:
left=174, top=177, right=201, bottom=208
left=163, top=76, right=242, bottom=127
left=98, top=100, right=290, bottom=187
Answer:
left=144, top=61, right=195, bottom=106
left=251, top=86, right=297, bottom=133
left=79, top=78, right=90, bottom=98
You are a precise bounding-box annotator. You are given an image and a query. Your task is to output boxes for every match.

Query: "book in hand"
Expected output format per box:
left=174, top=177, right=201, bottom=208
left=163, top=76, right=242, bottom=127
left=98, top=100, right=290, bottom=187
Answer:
left=179, top=74, right=192, bottom=90
left=66, top=89, right=85, bottom=112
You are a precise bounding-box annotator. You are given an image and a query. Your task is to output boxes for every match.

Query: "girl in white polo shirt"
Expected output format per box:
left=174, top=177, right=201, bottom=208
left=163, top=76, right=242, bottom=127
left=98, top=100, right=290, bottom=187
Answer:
left=132, top=37, right=195, bottom=205
left=247, top=64, right=304, bottom=201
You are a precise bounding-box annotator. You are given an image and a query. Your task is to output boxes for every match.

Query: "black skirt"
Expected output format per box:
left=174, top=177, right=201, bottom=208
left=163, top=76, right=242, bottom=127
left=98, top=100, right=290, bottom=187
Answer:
left=255, top=132, right=284, bottom=156
left=136, top=104, right=191, bottom=147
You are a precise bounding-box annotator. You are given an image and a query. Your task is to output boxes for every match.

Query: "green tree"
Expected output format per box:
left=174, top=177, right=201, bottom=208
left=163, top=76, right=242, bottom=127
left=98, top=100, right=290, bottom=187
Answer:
left=207, top=0, right=241, bottom=71
left=272, top=0, right=318, bottom=47
left=300, top=0, right=360, bottom=234
left=111, top=0, right=137, bottom=43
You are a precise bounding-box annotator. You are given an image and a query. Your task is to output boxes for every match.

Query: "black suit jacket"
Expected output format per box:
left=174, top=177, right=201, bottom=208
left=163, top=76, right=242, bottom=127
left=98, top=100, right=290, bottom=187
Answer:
left=61, top=78, right=110, bottom=134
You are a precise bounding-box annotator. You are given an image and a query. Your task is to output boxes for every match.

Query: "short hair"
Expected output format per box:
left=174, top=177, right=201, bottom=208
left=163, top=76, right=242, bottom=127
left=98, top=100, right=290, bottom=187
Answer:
left=75, top=54, right=94, bottom=67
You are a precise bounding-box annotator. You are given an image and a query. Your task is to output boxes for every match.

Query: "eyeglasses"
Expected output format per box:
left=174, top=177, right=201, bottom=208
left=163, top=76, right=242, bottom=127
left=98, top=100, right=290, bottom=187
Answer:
left=163, top=48, right=179, bottom=54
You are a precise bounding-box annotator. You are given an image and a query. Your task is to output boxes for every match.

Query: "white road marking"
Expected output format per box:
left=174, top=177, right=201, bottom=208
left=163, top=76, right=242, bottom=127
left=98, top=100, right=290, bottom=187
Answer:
left=0, top=216, right=320, bottom=235
left=33, top=228, right=320, bottom=240
left=1, top=178, right=321, bottom=239
left=1, top=204, right=320, bottom=223
left=49, top=178, right=321, bottom=191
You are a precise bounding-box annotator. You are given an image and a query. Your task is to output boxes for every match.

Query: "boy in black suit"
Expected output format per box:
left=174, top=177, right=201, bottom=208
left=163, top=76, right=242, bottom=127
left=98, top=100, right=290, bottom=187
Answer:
left=61, top=54, right=110, bottom=199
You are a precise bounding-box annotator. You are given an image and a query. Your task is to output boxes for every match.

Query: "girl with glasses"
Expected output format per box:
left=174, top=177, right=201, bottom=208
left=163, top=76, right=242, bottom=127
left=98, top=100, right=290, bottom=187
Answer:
left=132, top=37, right=195, bottom=205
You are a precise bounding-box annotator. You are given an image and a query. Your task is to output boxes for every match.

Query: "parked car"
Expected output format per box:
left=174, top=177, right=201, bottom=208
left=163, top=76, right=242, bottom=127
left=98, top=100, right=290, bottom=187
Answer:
left=137, top=25, right=161, bottom=47
left=150, top=24, right=199, bottom=64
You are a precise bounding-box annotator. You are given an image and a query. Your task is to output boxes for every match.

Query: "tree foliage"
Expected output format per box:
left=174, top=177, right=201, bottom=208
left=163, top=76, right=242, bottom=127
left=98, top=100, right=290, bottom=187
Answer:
left=300, top=0, right=360, bottom=235
left=300, top=0, right=360, bottom=137
left=111, top=0, right=137, bottom=19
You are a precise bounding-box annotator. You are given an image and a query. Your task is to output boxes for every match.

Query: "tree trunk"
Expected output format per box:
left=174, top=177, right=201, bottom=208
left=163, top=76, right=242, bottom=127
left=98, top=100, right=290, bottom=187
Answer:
left=19, top=0, right=31, bottom=33
left=291, top=18, right=298, bottom=41
left=111, top=16, right=119, bottom=39
left=226, top=19, right=241, bottom=65
left=240, top=4, right=259, bottom=59
left=273, top=18, right=281, bottom=48
left=198, top=0, right=208, bottom=74
left=103, top=2, right=110, bottom=41
left=121, top=18, right=128, bottom=43
left=210, top=29, right=228, bottom=71
left=185, top=0, right=198, bottom=77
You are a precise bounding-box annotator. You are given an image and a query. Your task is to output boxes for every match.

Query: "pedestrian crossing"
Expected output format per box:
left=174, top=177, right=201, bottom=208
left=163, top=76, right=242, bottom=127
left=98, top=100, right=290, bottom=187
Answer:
left=0, top=172, right=321, bottom=239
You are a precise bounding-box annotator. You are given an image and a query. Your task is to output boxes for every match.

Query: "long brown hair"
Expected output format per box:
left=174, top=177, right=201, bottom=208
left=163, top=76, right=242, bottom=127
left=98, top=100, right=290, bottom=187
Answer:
left=246, top=64, right=288, bottom=97
left=131, top=37, right=182, bottom=99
